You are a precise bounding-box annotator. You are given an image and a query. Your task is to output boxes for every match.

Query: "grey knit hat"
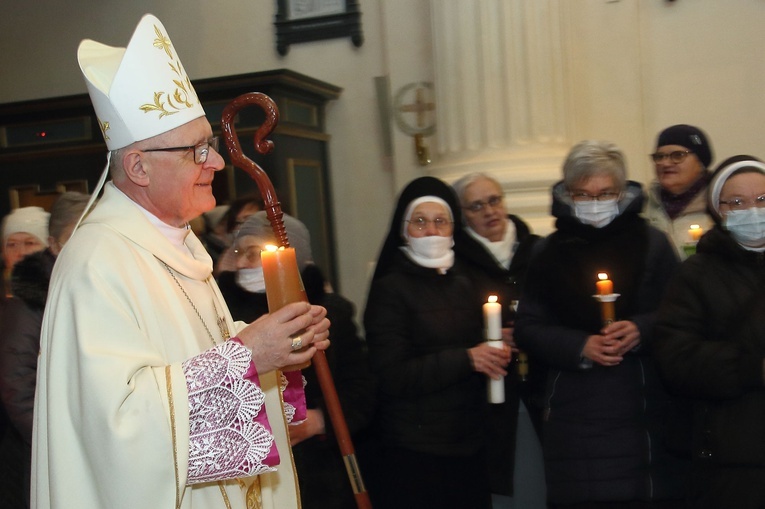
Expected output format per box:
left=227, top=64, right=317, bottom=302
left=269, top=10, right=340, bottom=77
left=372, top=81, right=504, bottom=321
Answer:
left=235, top=211, right=312, bottom=271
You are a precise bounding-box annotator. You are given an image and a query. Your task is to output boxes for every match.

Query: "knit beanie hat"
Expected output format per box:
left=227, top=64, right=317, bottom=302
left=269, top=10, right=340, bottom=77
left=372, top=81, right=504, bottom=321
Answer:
left=2, top=206, right=50, bottom=246
left=656, top=124, right=713, bottom=168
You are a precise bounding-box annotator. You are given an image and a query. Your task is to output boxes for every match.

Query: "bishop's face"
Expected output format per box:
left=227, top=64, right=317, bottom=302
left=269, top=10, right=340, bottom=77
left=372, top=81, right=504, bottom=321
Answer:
left=137, top=117, right=225, bottom=227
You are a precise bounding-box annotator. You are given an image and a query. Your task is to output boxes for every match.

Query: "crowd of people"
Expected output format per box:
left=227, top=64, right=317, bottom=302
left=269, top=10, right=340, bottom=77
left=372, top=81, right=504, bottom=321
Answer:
left=1, top=11, right=763, bottom=509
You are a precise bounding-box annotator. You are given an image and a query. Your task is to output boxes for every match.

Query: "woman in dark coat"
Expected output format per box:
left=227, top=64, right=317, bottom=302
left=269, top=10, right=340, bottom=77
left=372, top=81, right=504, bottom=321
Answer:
left=515, top=140, right=687, bottom=508
left=452, top=172, right=546, bottom=508
left=653, top=155, right=765, bottom=509
left=363, top=176, right=510, bottom=509
left=217, top=211, right=376, bottom=509
left=0, top=192, right=88, bottom=509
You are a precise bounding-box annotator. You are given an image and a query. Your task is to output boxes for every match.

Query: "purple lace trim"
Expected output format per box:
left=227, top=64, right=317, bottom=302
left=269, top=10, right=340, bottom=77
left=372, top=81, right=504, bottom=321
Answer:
left=182, top=340, right=278, bottom=484
left=282, top=370, right=307, bottom=424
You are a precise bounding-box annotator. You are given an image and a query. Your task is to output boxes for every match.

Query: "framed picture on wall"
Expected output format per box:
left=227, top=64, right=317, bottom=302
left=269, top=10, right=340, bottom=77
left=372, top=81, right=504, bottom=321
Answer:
left=274, top=0, right=363, bottom=56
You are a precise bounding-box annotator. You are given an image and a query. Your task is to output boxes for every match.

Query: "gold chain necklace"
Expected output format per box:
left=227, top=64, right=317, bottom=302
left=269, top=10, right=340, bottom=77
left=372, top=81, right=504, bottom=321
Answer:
left=159, top=259, right=230, bottom=344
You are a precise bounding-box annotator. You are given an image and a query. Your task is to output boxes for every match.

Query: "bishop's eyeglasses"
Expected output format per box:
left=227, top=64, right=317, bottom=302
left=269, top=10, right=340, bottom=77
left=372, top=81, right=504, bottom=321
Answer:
left=143, top=136, right=220, bottom=164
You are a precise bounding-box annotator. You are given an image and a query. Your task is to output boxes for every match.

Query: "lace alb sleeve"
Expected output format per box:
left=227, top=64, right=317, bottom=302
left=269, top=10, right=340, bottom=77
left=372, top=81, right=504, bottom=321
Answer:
left=182, top=340, right=280, bottom=484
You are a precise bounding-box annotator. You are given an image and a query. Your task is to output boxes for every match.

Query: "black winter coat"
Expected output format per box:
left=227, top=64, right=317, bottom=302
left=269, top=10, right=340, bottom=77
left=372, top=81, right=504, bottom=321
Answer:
left=654, top=226, right=765, bottom=509
left=515, top=181, right=687, bottom=505
left=0, top=249, right=55, bottom=509
left=364, top=252, right=489, bottom=457
left=454, top=214, right=541, bottom=496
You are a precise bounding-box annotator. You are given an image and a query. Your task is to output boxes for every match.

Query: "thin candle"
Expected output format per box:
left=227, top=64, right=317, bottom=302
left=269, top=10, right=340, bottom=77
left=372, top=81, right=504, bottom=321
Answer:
left=483, top=295, right=504, bottom=404
left=595, top=272, right=616, bottom=325
left=596, top=272, right=613, bottom=295
left=689, top=224, right=703, bottom=242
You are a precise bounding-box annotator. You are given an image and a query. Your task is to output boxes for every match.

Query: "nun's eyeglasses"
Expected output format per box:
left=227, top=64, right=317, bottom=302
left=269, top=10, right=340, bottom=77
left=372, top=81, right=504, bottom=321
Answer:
left=650, top=150, right=692, bottom=164
left=407, top=217, right=454, bottom=231
left=143, top=136, right=220, bottom=164
left=719, top=195, right=765, bottom=211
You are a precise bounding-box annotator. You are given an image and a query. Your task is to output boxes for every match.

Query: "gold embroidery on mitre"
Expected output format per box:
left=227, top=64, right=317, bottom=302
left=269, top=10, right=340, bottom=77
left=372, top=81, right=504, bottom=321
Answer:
left=139, top=24, right=198, bottom=118
left=152, top=25, right=174, bottom=59
left=98, top=118, right=111, bottom=140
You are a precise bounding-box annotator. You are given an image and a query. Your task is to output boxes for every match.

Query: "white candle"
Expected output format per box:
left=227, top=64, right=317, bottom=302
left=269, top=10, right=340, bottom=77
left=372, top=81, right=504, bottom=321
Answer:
left=483, top=295, right=502, bottom=340
left=483, top=295, right=505, bottom=404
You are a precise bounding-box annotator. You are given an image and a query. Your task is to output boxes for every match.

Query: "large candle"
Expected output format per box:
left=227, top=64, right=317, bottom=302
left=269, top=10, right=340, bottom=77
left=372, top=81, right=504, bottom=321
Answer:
left=483, top=295, right=505, bottom=404
left=261, top=245, right=310, bottom=370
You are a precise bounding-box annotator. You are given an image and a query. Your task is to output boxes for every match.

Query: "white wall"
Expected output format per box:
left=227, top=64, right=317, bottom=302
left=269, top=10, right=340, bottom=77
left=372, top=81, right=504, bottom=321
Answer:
left=2, top=0, right=765, bottom=315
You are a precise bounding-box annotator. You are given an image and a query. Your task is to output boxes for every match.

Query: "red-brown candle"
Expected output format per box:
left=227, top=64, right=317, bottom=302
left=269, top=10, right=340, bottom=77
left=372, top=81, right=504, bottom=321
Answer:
left=261, top=245, right=310, bottom=369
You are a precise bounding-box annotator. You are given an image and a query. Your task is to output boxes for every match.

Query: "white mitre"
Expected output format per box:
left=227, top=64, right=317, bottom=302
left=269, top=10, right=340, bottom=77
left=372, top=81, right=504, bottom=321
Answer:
left=77, top=14, right=206, bottom=150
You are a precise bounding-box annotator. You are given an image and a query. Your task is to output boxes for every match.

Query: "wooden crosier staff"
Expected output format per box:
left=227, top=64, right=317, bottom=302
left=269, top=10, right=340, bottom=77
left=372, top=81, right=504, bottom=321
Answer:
left=221, top=92, right=372, bottom=509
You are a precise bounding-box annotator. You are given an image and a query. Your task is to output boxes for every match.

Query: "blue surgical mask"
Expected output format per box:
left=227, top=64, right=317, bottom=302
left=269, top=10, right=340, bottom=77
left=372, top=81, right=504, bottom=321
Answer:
left=724, top=207, right=765, bottom=249
left=574, top=199, right=619, bottom=228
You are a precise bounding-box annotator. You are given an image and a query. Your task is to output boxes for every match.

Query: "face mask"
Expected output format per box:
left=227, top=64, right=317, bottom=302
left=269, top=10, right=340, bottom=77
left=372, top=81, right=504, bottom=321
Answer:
left=407, top=235, right=453, bottom=260
left=574, top=199, right=619, bottom=228
left=236, top=267, right=266, bottom=293
left=724, top=207, right=765, bottom=248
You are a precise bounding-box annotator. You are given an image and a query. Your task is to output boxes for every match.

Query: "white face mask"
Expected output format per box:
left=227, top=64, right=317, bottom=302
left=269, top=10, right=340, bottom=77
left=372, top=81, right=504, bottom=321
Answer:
left=236, top=267, right=266, bottom=293
left=574, top=199, right=619, bottom=228
left=724, top=207, right=765, bottom=248
left=407, top=235, right=453, bottom=260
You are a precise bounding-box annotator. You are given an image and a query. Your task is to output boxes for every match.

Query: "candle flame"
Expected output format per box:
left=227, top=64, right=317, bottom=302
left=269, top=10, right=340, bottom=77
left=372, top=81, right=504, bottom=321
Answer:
left=598, top=272, right=609, bottom=280
left=690, top=224, right=700, bottom=230
left=264, top=244, right=285, bottom=252
left=488, top=295, right=498, bottom=303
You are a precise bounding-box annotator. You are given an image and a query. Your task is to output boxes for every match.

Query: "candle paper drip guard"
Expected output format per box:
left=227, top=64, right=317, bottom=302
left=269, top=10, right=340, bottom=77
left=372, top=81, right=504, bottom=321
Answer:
left=221, top=92, right=372, bottom=509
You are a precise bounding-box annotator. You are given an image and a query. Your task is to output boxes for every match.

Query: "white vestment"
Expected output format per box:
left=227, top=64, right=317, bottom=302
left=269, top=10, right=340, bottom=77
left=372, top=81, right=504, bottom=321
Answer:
left=32, top=182, right=300, bottom=509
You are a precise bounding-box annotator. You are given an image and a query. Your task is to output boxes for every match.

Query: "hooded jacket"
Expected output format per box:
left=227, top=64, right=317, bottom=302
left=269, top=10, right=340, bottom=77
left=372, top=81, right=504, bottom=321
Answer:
left=515, top=181, right=686, bottom=504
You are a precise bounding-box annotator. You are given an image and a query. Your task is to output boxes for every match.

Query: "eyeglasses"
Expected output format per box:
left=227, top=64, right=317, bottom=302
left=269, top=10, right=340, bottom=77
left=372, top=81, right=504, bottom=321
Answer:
left=143, top=136, right=220, bottom=164
left=570, top=191, right=621, bottom=202
left=719, top=195, right=765, bottom=211
left=463, top=195, right=503, bottom=213
left=650, top=150, right=692, bottom=164
left=406, top=217, right=454, bottom=231
left=233, top=244, right=263, bottom=263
